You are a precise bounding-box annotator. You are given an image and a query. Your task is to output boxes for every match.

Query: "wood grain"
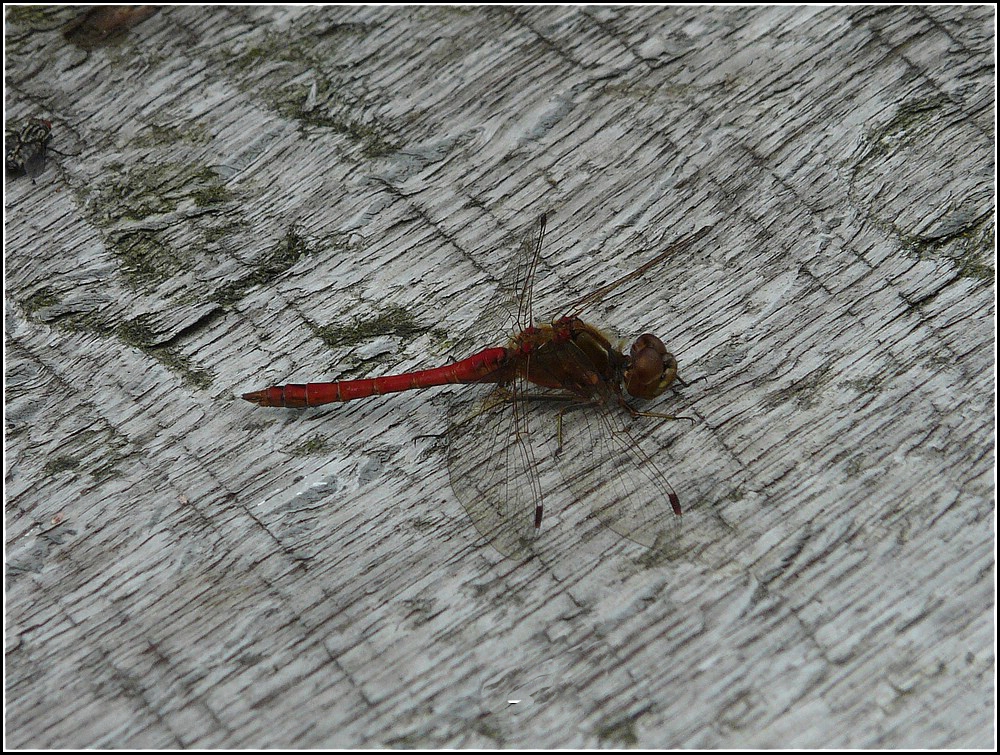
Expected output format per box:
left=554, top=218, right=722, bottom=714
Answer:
left=5, top=5, right=993, bottom=748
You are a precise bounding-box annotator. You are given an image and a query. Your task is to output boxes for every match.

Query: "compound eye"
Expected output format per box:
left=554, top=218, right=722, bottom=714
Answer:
left=625, top=334, right=677, bottom=399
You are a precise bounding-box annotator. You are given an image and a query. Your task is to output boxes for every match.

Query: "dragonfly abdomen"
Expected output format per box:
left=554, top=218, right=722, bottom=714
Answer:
left=242, top=347, right=511, bottom=407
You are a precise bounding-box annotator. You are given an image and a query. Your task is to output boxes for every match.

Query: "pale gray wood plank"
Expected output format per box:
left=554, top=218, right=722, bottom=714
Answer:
left=5, top=5, right=993, bottom=748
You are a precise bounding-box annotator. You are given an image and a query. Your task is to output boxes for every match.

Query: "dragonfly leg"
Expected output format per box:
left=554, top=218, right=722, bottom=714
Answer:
left=617, top=396, right=696, bottom=423
left=555, top=408, right=565, bottom=456
left=673, top=373, right=707, bottom=388
left=516, top=395, right=582, bottom=457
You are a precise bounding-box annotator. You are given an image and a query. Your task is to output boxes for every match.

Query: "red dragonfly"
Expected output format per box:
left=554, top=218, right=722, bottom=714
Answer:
left=243, top=215, right=708, bottom=557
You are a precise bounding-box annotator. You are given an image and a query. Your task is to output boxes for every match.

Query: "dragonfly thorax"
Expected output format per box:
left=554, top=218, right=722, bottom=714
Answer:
left=509, top=318, right=676, bottom=401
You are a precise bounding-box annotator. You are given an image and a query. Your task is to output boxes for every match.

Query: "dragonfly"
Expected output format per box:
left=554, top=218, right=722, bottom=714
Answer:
left=243, top=215, right=708, bottom=557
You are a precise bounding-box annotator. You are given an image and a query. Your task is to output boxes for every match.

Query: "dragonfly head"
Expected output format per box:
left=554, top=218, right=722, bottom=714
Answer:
left=625, top=334, right=677, bottom=400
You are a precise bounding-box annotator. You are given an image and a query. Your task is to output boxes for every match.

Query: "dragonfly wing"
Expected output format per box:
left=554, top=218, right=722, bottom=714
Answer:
left=554, top=385, right=682, bottom=550
left=446, top=382, right=544, bottom=559
left=543, top=225, right=712, bottom=322
left=449, top=216, right=546, bottom=360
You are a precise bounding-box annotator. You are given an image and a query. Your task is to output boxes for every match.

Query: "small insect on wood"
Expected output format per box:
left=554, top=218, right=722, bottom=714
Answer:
left=5, top=117, right=54, bottom=181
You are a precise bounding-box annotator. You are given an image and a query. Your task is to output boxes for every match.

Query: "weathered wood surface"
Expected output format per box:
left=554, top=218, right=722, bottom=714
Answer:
left=5, top=5, right=994, bottom=749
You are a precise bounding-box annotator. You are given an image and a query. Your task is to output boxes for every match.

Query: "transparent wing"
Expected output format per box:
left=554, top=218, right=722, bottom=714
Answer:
left=442, top=216, right=554, bottom=558
left=543, top=225, right=712, bottom=322
left=554, top=392, right=682, bottom=550
left=448, top=215, right=546, bottom=359
left=446, top=380, right=547, bottom=559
